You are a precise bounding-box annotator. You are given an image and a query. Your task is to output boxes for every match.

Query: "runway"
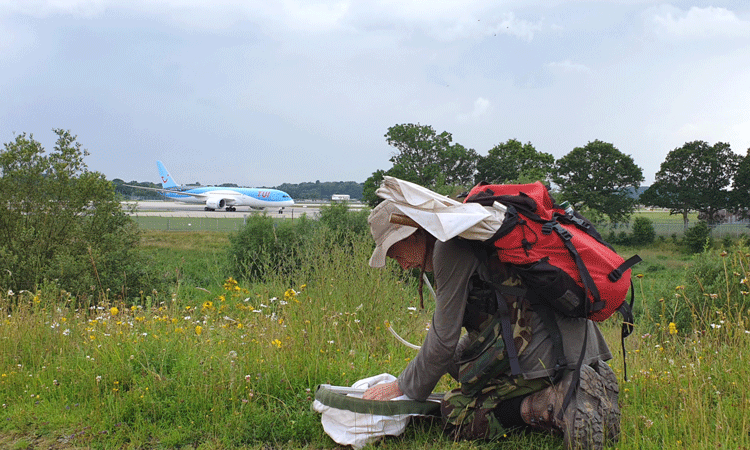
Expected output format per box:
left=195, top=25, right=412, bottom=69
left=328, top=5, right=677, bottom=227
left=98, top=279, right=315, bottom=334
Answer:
left=122, top=200, right=362, bottom=219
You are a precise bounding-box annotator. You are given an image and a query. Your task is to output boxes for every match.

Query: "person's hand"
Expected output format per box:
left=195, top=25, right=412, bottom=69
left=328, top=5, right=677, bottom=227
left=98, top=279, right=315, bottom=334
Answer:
left=362, top=381, right=403, bottom=401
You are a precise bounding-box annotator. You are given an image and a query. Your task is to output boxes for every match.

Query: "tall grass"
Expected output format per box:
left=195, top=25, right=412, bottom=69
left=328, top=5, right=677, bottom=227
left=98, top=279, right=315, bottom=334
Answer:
left=1, top=230, right=749, bottom=449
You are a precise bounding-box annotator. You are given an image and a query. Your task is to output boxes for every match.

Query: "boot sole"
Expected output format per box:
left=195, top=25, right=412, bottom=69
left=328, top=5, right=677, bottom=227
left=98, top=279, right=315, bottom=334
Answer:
left=594, top=360, right=621, bottom=443
left=563, top=364, right=606, bottom=450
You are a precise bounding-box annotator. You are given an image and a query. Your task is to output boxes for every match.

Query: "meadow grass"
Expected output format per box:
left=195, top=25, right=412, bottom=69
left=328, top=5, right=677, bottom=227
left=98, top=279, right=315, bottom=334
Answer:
left=129, top=210, right=750, bottom=239
left=1, top=231, right=748, bottom=449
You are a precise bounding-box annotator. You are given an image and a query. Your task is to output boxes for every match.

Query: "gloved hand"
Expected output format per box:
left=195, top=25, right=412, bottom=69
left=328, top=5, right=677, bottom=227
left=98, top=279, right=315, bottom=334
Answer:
left=362, top=380, right=403, bottom=401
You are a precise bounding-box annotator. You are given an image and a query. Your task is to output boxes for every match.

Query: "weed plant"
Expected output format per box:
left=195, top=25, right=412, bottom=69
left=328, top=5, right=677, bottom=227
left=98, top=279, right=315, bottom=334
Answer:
left=1, top=225, right=749, bottom=449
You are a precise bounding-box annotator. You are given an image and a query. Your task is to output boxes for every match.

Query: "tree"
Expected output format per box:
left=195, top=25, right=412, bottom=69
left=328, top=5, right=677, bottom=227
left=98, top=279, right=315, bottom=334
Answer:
left=0, top=130, right=161, bottom=299
left=363, top=123, right=478, bottom=207
left=731, top=148, right=750, bottom=217
left=362, top=169, right=387, bottom=207
left=475, top=139, right=555, bottom=184
left=553, top=140, right=644, bottom=223
left=384, top=123, right=477, bottom=187
left=640, top=141, right=740, bottom=228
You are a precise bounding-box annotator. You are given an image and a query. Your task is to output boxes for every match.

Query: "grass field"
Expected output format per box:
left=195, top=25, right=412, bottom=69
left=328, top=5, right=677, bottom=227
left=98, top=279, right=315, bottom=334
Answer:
left=1, top=227, right=749, bottom=449
left=130, top=209, right=750, bottom=238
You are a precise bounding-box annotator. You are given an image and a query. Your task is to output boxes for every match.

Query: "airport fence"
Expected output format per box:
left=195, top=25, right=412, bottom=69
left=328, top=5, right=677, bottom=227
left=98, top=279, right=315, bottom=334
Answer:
left=598, top=221, right=749, bottom=239
left=130, top=214, right=750, bottom=238
left=132, top=216, right=250, bottom=232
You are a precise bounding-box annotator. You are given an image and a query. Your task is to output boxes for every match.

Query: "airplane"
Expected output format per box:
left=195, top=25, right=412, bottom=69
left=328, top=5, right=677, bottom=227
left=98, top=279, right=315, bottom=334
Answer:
left=128, top=161, right=295, bottom=212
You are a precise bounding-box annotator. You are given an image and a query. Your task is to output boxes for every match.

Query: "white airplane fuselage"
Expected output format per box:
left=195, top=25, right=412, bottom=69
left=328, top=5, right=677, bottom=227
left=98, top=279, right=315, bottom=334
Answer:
left=160, top=187, right=294, bottom=211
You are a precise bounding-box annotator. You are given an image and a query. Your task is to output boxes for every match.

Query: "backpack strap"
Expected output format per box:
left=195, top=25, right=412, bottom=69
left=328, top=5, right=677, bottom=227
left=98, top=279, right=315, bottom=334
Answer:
left=617, top=278, right=638, bottom=382
left=543, top=221, right=603, bottom=314
left=608, top=255, right=643, bottom=283
left=469, top=243, right=523, bottom=377
left=529, top=300, right=567, bottom=384
left=487, top=273, right=523, bottom=377
left=609, top=255, right=641, bottom=382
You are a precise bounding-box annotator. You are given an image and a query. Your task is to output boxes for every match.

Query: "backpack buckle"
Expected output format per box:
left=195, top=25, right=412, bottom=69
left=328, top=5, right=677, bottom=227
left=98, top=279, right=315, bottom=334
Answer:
left=570, top=216, right=589, bottom=230
left=542, top=221, right=554, bottom=235
left=551, top=222, right=572, bottom=241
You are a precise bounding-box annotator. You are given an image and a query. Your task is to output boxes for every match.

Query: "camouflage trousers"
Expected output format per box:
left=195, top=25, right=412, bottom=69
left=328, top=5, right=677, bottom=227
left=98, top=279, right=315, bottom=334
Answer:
left=440, top=375, right=550, bottom=441
left=442, top=263, right=549, bottom=440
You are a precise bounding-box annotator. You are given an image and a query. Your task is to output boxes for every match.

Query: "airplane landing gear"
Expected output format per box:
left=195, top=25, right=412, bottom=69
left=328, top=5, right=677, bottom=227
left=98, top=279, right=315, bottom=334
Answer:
left=225, top=206, right=236, bottom=212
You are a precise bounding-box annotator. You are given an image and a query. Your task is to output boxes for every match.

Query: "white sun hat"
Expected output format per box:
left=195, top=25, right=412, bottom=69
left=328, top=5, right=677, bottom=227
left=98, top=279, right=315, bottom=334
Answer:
left=368, top=200, right=419, bottom=268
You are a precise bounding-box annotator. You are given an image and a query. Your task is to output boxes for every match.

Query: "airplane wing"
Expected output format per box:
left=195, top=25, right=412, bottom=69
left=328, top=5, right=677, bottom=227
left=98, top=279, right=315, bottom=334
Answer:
left=124, top=184, right=204, bottom=197
left=125, top=185, right=245, bottom=210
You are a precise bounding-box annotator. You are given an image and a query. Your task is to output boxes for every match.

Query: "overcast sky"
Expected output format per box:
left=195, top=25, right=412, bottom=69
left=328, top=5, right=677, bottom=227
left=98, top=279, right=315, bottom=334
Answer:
left=1, top=1, right=749, bottom=187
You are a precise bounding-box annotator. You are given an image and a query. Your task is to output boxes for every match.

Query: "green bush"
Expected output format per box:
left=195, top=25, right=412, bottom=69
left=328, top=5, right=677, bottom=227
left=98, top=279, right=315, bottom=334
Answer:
left=227, top=214, right=318, bottom=282
left=0, top=130, right=164, bottom=301
left=605, top=229, right=631, bottom=246
left=670, top=243, right=750, bottom=333
left=317, top=201, right=370, bottom=237
left=228, top=203, right=373, bottom=283
left=683, top=221, right=712, bottom=254
left=631, top=216, right=656, bottom=246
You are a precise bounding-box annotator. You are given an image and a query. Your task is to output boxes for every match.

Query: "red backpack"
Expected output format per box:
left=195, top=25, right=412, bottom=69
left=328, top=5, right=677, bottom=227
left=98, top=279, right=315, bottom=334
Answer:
left=463, top=181, right=640, bottom=324
left=462, top=182, right=641, bottom=389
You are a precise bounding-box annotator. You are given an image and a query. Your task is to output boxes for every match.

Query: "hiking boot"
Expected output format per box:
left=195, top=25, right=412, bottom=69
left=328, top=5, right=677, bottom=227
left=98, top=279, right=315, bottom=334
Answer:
left=521, top=364, right=605, bottom=450
left=593, top=359, right=621, bottom=443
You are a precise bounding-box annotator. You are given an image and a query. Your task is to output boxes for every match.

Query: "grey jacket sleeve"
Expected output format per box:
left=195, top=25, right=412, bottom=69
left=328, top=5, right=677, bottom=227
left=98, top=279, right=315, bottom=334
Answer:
left=397, top=239, right=479, bottom=401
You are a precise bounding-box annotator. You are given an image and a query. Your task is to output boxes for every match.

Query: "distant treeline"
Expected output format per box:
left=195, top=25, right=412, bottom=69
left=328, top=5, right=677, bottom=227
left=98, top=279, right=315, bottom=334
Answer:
left=113, top=179, right=163, bottom=200
left=112, top=178, right=365, bottom=201
left=274, top=181, right=364, bottom=201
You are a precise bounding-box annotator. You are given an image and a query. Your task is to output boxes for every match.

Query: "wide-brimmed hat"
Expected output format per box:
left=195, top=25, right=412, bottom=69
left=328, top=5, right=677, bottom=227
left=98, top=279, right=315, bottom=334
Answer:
left=368, top=200, right=418, bottom=268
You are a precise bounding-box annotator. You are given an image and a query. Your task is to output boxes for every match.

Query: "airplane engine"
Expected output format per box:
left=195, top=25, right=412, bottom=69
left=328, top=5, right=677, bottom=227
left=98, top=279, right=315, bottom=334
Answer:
left=205, top=198, right=226, bottom=210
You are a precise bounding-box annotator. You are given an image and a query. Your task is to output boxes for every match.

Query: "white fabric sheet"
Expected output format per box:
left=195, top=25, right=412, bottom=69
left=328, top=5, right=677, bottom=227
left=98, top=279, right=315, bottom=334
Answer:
left=312, top=373, right=435, bottom=449
left=375, top=176, right=506, bottom=242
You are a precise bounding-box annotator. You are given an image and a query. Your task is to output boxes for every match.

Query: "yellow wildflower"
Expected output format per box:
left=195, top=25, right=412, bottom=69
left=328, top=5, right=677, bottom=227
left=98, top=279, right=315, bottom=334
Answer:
left=668, top=322, right=677, bottom=335
left=110, top=307, right=119, bottom=316
left=195, top=325, right=203, bottom=336
left=223, top=277, right=238, bottom=291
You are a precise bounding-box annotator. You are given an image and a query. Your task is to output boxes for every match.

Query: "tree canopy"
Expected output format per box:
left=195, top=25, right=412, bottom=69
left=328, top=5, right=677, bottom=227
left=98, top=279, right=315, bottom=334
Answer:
left=363, top=123, right=479, bottom=206
left=384, top=123, right=477, bottom=186
left=475, top=139, right=555, bottom=185
left=0, top=130, right=161, bottom=299
left=731, top=148, right=750, bottom=217
left=640, top=141, right=740, bottom=227
left=553, top=140, right=644, bottom=223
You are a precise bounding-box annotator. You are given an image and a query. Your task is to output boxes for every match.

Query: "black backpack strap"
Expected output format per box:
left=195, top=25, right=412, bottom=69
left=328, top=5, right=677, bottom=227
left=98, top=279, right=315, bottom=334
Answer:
left=544, top=221, right=603, bottom=313
left=609, top=255, right=640, bottom=382
left=608, top=255, right=642, bottom=282
left=468, top=242, right=524, bottom=377
left=531, top=300, right=567, bottom=384
left=618, top=280, right=637, bottom=382
left=491, top=287, right=522, bottom=376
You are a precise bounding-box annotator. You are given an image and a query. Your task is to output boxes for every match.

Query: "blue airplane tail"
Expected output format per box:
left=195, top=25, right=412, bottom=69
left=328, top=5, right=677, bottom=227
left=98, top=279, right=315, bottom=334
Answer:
left=156, top=161, right=179, bottom=189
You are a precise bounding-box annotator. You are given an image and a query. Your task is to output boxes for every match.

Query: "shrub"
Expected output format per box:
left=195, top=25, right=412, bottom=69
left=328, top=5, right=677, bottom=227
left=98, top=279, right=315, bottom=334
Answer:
left=683, top=221, right=712, bottom=254
left=228, top=204, right=373, bottom=283
left=631, top=216, right=656, bottom=246
left=317, top=201, right=370, bottom=237
left=670, top=243, right=750, bottom=333
left=0, top=130, right=163, bottom=301
left=227, top=213, right=317, bottom=282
